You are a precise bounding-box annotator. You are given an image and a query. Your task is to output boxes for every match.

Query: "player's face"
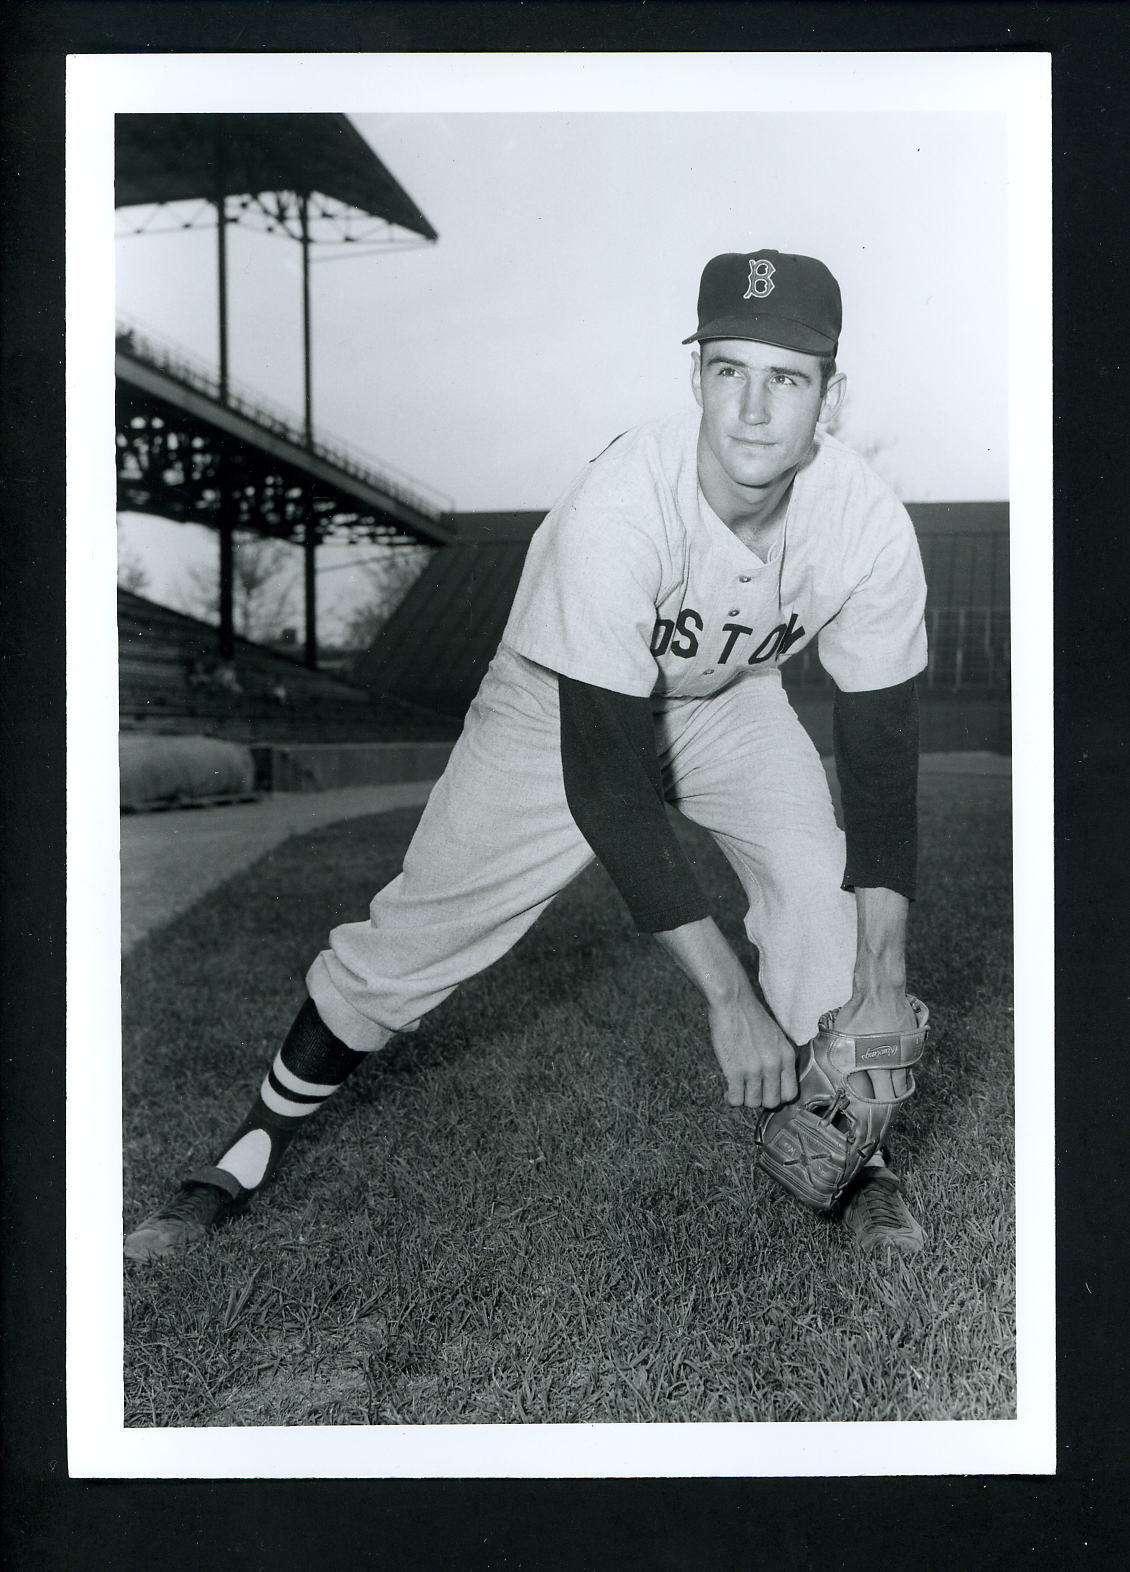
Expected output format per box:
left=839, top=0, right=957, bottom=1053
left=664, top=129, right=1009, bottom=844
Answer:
left=692, top=339, right=845, bottom=497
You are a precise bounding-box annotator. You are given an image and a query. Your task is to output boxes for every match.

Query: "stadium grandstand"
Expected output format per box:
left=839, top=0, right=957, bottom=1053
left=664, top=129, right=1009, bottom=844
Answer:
left=116, top=113, right=1010, bottom=812
left=355, top=502, right=1011, bottom=755
left=115, top=113, right=464, bottom=805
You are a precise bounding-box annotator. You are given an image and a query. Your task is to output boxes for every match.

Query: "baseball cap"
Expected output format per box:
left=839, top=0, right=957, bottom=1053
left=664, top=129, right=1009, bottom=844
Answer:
left=682, top=250, right=841, bottom=356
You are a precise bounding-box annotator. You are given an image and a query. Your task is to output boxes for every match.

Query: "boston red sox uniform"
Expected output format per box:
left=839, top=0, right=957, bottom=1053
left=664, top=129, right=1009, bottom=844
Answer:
left=306, top=410, right=927, bottom=1052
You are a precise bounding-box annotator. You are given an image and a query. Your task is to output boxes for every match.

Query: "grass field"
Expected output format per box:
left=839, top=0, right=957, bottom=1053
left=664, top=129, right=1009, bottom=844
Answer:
left=122, top=769, right=1014, bottom=1426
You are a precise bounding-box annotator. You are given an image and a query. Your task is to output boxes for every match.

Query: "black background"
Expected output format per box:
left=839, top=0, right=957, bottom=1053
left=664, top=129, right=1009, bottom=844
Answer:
left=2, top=3, right=1126, bottom=1566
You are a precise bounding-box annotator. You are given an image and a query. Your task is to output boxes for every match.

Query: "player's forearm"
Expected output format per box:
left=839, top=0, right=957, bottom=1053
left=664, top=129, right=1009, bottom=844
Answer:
left=654, top=915, right=752, bottom=1007
left=558, top=674, right=711, bottom=933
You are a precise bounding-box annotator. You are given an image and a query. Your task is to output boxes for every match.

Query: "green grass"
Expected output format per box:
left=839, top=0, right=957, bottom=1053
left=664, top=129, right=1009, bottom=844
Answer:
left=123, top=771, right=1014, bottom=1426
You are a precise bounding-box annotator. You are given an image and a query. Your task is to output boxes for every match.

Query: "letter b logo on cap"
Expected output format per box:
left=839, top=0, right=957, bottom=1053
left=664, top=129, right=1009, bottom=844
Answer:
left=743, top=257, right=776, bottom=299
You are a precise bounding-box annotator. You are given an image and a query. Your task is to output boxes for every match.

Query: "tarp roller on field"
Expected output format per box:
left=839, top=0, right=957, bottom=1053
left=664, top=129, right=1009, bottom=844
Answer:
left=120, top=732, right=256, bottom=811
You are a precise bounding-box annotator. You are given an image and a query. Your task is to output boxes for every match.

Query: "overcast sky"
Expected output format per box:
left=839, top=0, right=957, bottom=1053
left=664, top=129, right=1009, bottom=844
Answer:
left=115, top=102, right=1010, bottom=635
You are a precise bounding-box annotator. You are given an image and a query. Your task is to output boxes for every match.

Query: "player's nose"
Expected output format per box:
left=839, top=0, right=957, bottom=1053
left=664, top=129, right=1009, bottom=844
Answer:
left=739, top=381, right=770, bottom=424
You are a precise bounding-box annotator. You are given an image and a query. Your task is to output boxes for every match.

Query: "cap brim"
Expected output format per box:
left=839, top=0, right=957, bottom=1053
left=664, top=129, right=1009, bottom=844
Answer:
left=681, top=315, right=837, bottom=356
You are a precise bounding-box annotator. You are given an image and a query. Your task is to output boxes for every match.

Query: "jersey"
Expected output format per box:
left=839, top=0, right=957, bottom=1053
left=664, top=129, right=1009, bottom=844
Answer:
left=502, top=410, right=927, bottom=700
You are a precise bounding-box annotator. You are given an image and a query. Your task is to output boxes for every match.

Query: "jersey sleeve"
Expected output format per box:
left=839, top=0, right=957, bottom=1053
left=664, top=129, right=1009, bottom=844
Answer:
left=832, top=679, right=919, bottom=900
left=502, top=467, right=665, bottom=698
left=816, top=491, right=928, bottom=693
left=558, top=674, right=712, bottom=933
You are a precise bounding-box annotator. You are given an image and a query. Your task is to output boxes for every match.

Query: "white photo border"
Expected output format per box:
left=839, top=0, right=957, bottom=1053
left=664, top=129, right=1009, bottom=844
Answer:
left=66, top=49, right=1052, bottom=1479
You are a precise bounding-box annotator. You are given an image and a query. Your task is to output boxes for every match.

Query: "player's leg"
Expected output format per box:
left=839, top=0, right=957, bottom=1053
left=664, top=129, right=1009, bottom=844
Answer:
left=659, top=676, right=856, bottom=1045
left=124, top=998, right=372, bottom=1259
left=665, top=678, right=913, bottom=1093
left=659, top=677, right=923, bottom=1249
left=305, top=652, right=598, bottom=1049
left=126, top=651, right=596, bottom=1259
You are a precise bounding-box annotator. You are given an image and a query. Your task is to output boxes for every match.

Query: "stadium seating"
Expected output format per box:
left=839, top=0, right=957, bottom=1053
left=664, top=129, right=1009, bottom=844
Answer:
left=118, top=589, right=456, bottom=747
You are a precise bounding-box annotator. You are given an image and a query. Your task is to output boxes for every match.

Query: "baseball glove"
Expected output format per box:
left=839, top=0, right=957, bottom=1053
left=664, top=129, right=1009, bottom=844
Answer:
left=754, top=997, right=929, bottom=1212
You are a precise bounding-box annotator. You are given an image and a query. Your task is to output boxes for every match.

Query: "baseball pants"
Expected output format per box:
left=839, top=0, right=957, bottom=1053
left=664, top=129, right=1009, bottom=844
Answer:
left=306, top=646, right=858, bottom=1052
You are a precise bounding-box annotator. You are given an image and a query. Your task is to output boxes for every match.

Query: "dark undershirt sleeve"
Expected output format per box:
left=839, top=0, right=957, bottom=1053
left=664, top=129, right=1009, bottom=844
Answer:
left=558, top=674, right=712, bottom=934
left=833, top=679, right=919, bottom=901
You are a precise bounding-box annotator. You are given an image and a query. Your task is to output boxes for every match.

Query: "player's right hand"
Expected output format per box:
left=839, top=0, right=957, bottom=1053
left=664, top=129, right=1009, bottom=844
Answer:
left=707, top=995, right=799, bottom=1110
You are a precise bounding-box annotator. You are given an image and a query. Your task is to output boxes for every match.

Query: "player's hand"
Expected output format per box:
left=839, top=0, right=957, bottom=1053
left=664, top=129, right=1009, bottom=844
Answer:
left=833, top=987, right=919, bottom=1099
left=706, top=994, right=799, bottom=1111
left=833, top=986, right=917, bottom=1036
left=651, top=916, right=797, bottom=1109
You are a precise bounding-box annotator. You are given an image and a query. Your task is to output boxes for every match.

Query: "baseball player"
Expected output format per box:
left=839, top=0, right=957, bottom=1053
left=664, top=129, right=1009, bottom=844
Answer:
left=126, top=249, right=929, bottom=1262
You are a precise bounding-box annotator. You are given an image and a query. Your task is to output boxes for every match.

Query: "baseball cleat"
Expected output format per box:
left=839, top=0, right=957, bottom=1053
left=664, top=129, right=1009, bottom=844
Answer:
left=841, top=1165, right=925, bottom=1254
left=124, top=1182, right=233, bottom=1261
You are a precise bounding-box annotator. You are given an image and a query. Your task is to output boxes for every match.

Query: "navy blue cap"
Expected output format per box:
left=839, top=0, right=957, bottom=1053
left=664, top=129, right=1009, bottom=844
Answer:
left=683, top=250, right=841, bottom=356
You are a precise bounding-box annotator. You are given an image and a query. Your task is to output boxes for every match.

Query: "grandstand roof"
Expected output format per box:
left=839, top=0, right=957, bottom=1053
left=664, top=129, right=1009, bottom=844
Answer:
left=115, top=113, right=438, bottom=239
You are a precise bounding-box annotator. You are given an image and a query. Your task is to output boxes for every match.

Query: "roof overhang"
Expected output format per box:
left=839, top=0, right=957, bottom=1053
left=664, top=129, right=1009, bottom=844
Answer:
left=115, top=112, right=438, bottom=240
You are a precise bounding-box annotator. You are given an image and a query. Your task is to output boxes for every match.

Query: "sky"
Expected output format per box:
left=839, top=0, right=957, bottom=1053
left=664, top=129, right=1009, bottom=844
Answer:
left=115, top=103, right=1010, bottom=637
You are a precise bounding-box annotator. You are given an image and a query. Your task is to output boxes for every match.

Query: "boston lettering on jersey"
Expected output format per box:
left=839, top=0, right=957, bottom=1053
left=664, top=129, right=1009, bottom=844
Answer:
left=650, top=607, right=807, bottom=666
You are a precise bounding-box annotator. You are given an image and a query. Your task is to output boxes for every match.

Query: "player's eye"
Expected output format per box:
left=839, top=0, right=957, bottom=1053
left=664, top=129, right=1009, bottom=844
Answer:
left=769, top=373, right=797, bottom=387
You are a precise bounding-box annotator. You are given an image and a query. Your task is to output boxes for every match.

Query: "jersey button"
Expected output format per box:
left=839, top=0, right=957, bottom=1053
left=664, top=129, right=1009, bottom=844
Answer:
left=738, top=574, right=752, bottom=583
left=728, top=608, right=740, bottom=617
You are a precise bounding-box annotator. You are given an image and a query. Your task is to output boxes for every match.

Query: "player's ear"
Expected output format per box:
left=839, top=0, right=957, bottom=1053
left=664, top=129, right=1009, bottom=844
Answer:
left=690, top=349, right=704, bottom=409
left=818, top=371, right=847, bottom=427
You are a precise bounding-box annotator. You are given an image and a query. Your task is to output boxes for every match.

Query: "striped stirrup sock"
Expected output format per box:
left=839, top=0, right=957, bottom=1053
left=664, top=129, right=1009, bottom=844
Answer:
left=185, top=999, right=369, bottom=1199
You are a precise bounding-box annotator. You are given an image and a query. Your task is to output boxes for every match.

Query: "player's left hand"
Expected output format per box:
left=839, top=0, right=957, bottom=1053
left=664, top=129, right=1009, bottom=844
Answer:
left=833, top=986, right=918, bottom=1036
left=832, top=987, right=920, bottom=1099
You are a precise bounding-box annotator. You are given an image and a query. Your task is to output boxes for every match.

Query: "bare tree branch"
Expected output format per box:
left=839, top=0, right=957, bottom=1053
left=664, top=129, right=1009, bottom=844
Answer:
left=176, top=534, right=301, bottom=644
left=339, top=545, right=432, bottom=652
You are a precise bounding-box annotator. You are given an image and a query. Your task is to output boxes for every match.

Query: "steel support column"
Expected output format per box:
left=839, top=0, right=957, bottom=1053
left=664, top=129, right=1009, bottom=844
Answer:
left=300, top=191, right=318, bottom=670
left=215, top=135, right=235, bottom=660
